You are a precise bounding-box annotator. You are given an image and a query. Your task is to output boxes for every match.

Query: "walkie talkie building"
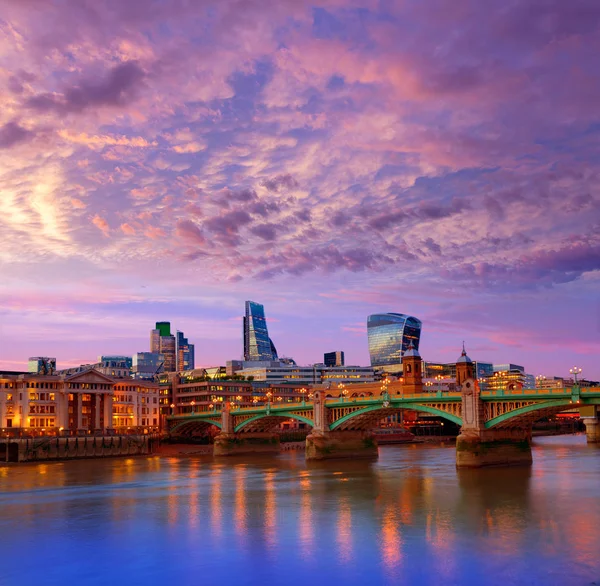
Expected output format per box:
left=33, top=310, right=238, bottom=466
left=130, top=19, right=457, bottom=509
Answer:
left=367, top=313, right=422, bottom=370
left=243, top=300, right=278, bottom=361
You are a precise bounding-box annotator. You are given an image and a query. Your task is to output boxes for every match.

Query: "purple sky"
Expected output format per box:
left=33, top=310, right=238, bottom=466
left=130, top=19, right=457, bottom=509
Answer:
left=1, top=0, right=599, bottom=378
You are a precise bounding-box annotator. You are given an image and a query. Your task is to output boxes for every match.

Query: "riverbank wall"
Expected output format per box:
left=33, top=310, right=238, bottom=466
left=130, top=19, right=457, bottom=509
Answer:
left=1, top=435, right=159, bottom=463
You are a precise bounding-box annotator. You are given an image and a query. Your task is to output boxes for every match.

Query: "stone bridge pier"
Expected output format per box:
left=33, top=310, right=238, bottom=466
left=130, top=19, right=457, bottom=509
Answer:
left=456, top=379, right=532, bottom=468
left=581, top=406, right=600, bottom=443
left=213, top=404, right=280, bottom=457
left=305, top=391, right=378, bottom=460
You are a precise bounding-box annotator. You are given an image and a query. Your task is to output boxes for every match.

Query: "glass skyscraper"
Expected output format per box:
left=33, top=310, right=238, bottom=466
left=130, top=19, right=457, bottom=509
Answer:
left=367, top=313, right=422, bottom=369
left=244, top=301, right=278, bottom=361
left=176, top=331, right=195, bottom=372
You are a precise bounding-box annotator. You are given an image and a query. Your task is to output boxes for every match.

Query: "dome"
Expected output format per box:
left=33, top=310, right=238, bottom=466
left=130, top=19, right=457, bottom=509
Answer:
left=403, top=340, right=420, bottom=358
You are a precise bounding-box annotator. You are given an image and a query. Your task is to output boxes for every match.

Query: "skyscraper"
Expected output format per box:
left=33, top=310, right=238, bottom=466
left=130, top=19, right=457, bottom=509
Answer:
left=243, top=301, right=278, bottom=361
left=367, top=313, right=422, bottom=370
left=150, top=322, right=176, bottom=372
left=176, top=330, right=195, bottom=372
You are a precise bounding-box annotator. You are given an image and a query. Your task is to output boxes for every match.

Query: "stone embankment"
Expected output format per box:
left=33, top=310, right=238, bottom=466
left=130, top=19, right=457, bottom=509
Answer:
left=2, top=435, right=159, bottom=463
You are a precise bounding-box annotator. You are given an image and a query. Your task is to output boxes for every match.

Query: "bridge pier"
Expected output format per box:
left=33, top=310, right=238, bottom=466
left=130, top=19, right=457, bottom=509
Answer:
left=582, top=418, right=600, bottom=443
left=457, top=377, right=532, bottom=468
left=456, top=428, right=532, bottom=468
left=305, top=430, right=377, bottom=460
left=213, top=432, right=280, bottom=457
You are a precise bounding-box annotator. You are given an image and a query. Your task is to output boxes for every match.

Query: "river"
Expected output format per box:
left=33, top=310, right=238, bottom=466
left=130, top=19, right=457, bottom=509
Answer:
left=0, top=435, right=599, bottom=586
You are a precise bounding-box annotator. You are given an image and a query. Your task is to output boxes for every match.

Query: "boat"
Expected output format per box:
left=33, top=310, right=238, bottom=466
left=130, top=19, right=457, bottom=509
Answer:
left=373, top=427, right=415, bottom=444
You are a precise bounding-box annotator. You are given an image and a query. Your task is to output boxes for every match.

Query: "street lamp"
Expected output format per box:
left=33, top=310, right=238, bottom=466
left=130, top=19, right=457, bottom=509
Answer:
left=191, top=400, right=195, bottom=414
left=209, top=402, right=214, bottom=413
left=569, top=366, right=582, bottom=387
left=338, top=383, right=348, bottom=402
left=170, top=403, right=175, bottom=415
left=535, top=375, right=546, bottom=389
left=266, top=391, right=272, bottom=414
left=299, top=387, right=307, bottom=405
left=435, top=375, right=443, bottom=394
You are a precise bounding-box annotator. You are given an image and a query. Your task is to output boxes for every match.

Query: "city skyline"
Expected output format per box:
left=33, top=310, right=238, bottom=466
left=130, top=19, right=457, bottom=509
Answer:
left=1, top=1, right=599, bottom=378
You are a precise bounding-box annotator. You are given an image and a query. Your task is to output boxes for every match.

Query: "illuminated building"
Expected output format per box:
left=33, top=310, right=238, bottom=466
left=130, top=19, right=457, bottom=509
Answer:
left=482, top=369, right=526, bottom=392
left=243, top=301, right=278, bottom=361
left=176, top=331, right=195, bottom=372
left=150, top=321, right=176, bottom=372
left=367, top=313, right=422, bottom=372
left=234, top=364, right=374, bottom=385
left=0, top=369, right=160, bottom=434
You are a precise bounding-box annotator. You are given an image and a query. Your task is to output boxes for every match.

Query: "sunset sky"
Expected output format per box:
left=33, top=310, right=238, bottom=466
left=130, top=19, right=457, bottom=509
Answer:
left=1, top=0, right=599, bottom=378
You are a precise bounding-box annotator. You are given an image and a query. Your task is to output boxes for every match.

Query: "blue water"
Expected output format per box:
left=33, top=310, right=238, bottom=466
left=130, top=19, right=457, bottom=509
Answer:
left=0, top=435, right=599, bottom=586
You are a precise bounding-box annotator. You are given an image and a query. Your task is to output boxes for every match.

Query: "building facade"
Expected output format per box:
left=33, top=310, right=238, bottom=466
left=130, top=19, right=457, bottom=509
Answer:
left=150, top=322, right=176, bottom=372
left=176, top=331, right=195, bottom=372
left=243, top=300, right=278, bottom=361
left=324, top=351, right=345, bottom=367
left=132, top=352, right=164, bottom=379
left=28, top=357, right=56, bottom=375
left=367, top=313, right=422, bottom=372
left=0, top=369, right=160, bottom=435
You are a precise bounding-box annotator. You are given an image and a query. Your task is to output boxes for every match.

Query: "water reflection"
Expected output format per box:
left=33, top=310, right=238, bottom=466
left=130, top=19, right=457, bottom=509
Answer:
left=0, top=436, right=598, bottom=586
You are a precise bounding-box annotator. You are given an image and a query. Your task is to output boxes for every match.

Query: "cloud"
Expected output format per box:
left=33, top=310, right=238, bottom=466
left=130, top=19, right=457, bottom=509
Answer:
left=26, top=61, right=145, bottom=114
left=92, top=215, right=110, bottom=237
left=0, top=121, right=32, bottom=148
left=176, top=219, right=205, bottom=245
left=261, top=173, right=299, bottom=192
left=58, top=130, right=157, bottom=148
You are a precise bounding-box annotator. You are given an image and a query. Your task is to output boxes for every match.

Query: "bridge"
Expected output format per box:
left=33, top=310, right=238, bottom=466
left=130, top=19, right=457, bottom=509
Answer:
left=167, top=382, right=600, bottom=467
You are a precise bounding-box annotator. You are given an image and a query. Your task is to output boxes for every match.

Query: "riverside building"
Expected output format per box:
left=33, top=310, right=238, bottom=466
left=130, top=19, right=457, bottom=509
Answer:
left=0, top=369, right=160, bottom=435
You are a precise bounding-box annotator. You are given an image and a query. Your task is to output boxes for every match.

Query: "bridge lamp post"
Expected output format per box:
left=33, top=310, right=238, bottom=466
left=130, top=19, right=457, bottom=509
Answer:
left=300, top=387, right=307, bottom=405
left=338, top=383, right=348, bottom=402
left=209, top=403, right=214, bottom=413
left=266, top=391, right=272, bottom=415
left=425, top=381, right=433, bottom=393
left=170, top=403, right=175, bottom=416
left=569, top=367, right=582, bottom=388
left=535, top=375, right=546, bottom=389
left=435, top=375, right=443, bottom=394
left=191, top=400, right=195, bottom=414
left=252, top=397, right=259, bottom=407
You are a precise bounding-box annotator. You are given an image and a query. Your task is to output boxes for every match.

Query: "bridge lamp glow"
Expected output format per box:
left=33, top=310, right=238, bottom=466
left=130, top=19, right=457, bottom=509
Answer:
left=569, top=367, right=582, bottom=386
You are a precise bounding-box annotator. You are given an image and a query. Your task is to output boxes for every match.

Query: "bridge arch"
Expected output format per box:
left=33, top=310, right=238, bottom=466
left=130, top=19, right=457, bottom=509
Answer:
left=169, top=418, right=222, bottom=436
left=329, top=404, right=462, bottom=431
left=485, top=399, right=579, bottom=429
left=234, top=412, right=314, bottom=433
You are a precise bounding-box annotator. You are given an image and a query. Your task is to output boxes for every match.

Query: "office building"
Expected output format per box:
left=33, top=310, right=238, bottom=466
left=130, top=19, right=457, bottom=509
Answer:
left=96, top=356, right=132, bottom=378
left=367, top=313, right=422, bottom=372
left=28, top=357, right=56, bottom=375
left=493, top=363, right=524, bottom=374
left=133, top=352, right=165, bottom=379
left=324, top=351, right=345, bottom=367
left=234, top=363, right=374, bottom=385
left=243, top=300, right=278, bottom=361
left=150, top=322, right=176, bottom=372
left=176, top=331, right=195, bottom=372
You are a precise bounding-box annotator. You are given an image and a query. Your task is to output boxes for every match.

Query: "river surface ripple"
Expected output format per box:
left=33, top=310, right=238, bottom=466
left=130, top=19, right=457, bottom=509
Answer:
left=0, top=435, right=599, bottom=586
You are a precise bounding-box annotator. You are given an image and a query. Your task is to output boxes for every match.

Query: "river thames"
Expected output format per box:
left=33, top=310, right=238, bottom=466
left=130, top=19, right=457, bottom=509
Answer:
left=0, top=435, right=599, bottom=586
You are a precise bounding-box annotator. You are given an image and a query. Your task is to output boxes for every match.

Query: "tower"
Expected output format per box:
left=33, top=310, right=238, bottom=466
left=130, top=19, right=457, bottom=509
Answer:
left=401, top=341, right=423, bottom=394
left=456, top=343, right=475, bottom=386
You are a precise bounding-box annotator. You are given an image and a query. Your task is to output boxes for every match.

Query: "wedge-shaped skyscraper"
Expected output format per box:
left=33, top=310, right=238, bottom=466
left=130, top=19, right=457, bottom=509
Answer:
left=244, top=300, right=278, bottom=361
left=367, top=313, right=422, bottom=369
